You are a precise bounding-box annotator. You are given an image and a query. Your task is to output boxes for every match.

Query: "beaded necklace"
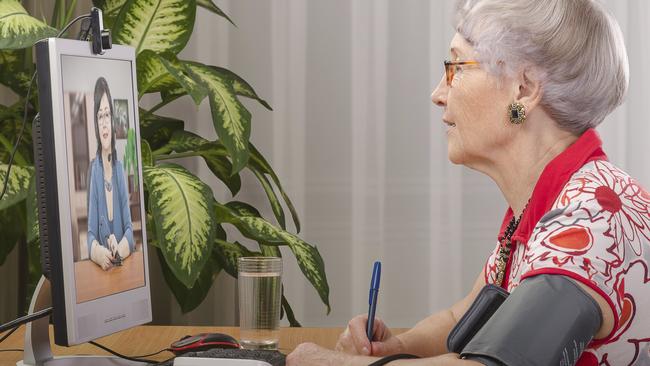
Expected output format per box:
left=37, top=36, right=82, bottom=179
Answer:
left=494, top=201, right=529, bottom=287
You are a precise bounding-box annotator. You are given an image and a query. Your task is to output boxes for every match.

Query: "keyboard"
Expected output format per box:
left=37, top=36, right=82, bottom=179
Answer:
left=152, top=348, right=285, bottom=366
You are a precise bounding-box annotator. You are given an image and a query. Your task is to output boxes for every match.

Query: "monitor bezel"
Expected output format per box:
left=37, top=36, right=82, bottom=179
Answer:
left=35, top=37, right=151, bottom=346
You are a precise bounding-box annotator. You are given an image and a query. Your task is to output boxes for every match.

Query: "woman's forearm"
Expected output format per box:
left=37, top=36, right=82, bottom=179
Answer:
left=396, top=309, right=458, bottom=357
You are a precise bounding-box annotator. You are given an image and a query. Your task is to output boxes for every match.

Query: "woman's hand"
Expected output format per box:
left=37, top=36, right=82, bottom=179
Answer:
left=335, top=314, right=405, bottom=356
left=90, top=242, right=114, bottom=270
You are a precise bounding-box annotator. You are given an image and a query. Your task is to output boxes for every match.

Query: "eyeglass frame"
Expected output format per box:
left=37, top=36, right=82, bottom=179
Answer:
left=444, top=60, right=480, bottom=86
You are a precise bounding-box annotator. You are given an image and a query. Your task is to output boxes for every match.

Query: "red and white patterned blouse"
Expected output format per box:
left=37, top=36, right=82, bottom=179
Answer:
left=483, top=129, right=650, bottom=365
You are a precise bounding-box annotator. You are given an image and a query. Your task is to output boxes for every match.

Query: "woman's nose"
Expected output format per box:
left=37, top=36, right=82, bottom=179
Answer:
left=431, top=75, right=448, bottom=107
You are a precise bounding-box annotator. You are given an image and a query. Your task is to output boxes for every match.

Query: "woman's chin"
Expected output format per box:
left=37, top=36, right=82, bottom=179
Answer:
left=446, top=144, right=464, bottom=165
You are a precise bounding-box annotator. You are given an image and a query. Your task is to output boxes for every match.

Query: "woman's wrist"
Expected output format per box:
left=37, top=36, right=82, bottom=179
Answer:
left=117, top=238, right=131, bottom=258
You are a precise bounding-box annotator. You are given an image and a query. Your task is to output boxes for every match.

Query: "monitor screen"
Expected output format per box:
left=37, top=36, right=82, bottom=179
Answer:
left=60, top=55, right=146, bottom=304
left=35, top=38, right=151, bottom=346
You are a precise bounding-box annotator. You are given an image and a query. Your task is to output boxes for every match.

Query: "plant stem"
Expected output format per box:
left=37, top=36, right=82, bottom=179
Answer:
left=63, top=0, right=78, bottom=27
left=155, top=151, right=202, bottom=161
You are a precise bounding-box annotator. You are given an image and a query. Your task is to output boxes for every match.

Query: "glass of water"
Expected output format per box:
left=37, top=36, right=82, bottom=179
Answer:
left=238, top=256, right=283, bottom=350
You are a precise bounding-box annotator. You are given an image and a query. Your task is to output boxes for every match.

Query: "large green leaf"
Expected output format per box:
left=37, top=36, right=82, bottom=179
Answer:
left=159, top=56, right=208, bottom=105
left=0, top=1, right=57, bottom=50
left=196, top=0, right=236, bottom=26
left=198, top=144, right=241, bottom=196
left=160, top=131, right=241, bottom=196
left=250, top=166, right=285, bottom=230
left=136, top=51, right=208, bottom=104
left=0, top=164, right=32, bottom=210
left=139, top=111, right=184, bottom=151
left=136, top=50, right=179, bottom=97
left=185, top=62, right=251, bottom=174
left=143, top=163, right=216, bottom=288
left=141, top=138, right=153, bottom=167
left=0, top=49, right=32, bottom=95
left=216, top=202, right=330, bottom=313
left=92, top=0, right=127, bottom=28
left=249, top=143, right=301, bottom=233
left=157, top=247, right=222, bottom=313
left=210, top=67, right=272, bottom=111
left=213, top=238, right=259, bottom=277
left=165, top=130, right=210, bottom=153
left=281, top=290, right=301, bottom=327
left=112, top=0, right=196, bottom=55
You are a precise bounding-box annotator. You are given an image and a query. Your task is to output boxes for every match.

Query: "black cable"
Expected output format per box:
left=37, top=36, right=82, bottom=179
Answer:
left=57, top=14, right=92, bottom=38
left=88, top=341, right=158, bottom=364
left=0, top=349, right=23, bottom=353
left=0, top=71, right=36, bottom=203
left=131, top=348, right=172, bottom=359
left=0, top=307, right=51, bottom=334
left=0, top=325, right=20, bottom=345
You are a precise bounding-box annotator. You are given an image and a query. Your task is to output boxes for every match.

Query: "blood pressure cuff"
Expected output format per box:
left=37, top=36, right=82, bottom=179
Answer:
left=460, top=275, right=603, bottom=366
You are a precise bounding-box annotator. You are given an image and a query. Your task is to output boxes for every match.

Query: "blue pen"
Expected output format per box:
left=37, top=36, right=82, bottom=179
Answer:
left=366, top=261, right=381, bottom=341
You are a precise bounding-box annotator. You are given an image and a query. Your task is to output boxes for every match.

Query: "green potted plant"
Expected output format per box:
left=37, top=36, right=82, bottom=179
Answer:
left=0, top=0, right=329, bottom=325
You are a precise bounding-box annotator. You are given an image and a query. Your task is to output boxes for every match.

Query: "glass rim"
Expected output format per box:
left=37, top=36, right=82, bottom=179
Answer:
left=238, top=256, right=282, bottom=262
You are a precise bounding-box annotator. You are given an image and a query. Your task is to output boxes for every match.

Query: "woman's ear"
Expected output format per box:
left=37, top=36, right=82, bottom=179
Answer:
left=514, top=67, right=543, bottom=112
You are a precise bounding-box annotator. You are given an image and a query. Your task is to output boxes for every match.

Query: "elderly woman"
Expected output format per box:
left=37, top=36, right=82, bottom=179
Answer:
left=288, top=0, right=649, bottom=365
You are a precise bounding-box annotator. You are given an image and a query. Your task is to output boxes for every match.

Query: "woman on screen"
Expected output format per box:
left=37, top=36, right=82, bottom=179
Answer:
left=87, top=77, right=134, bottom=271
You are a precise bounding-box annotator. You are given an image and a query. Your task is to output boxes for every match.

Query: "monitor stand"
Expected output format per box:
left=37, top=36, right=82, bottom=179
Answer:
left=17, top=276, right=141, bottom=366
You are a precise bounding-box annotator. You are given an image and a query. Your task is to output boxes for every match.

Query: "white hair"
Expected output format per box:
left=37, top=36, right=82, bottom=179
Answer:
left=455, top=0, right=629, bottom=134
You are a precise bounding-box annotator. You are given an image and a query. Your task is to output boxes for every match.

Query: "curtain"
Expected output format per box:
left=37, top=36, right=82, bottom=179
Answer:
left=1, top=0, right=648, bottom=329
left=171, top=0, right=648, bottom=328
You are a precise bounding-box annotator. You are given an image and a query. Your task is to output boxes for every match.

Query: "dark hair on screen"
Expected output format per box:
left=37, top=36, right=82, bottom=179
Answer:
left=93, top=76, right=117, bottom=164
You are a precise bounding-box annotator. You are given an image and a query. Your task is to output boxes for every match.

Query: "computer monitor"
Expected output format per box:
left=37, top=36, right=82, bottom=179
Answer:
left=33, top=37, right=151, bottom=347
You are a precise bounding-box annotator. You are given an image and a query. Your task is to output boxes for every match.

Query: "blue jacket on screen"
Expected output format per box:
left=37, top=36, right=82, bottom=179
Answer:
left=87, top=156, right=134, bottom=256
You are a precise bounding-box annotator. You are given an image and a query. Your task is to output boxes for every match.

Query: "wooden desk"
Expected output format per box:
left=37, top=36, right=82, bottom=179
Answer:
left=74, top=251, right=145, bottom=303
left=0, top=325, right=408, bottom=364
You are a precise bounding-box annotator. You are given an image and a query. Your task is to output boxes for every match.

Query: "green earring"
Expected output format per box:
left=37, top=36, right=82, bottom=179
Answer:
left=508, top=102, right=526, bottom=125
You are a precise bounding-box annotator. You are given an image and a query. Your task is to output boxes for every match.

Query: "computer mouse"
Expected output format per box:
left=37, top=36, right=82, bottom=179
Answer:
left=170, top=333, right=241, bottom=355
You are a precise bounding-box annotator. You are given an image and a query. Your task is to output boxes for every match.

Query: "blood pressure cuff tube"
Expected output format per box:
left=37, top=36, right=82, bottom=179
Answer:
left=460, top=275, right=603, bottom=366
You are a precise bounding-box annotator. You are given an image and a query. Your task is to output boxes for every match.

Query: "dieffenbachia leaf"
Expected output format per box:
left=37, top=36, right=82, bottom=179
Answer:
left=165, top=130, right=210, bottom=153
left=92, top=0, right=127, bottom=29
left=0, top=164, right=32, bottom=210
left=163, top=130, right=241, bottom=195
left=163, top=131, right=240, bottom=195
left=112, top=0, right=196, bottom=55
left=137, top=51, right=207, bottom=104
left=0, top=49, right=32, bottom=95
left=158, top=56, right=208, bottom=105
left=136, top=50, right=179, bottom=97
left=196, top=0, right=236, bottom=26
left=249, top=143, right=301, bottom=233
left=143, top=163, right=216, bottom=288
left=216, top=201, right=330, bottom=313
left=0, top=1, right=57, bottom=50
left=198, top=144, right=241, bottom=196
left=157, top=246, right=221, bottom=313
left=141, top=138, right=153, bottom=167
left=184, top=62, right=251, bottom=174
left=250, top=166, right=285, bottom=230
left=282, top=291, right=302, bottom=327
left=209, top=66, right=272, bottom=110
left=139, top=111, right=184, bottom=152
left=213, top=238, right=259, bottom=278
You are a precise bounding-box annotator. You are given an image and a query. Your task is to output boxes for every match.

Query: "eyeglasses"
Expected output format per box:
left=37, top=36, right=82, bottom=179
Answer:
left=444, top=60, right=480, bottom=86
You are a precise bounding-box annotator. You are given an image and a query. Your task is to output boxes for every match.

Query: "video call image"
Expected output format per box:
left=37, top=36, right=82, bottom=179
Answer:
left=60, top=55, right=145, bottom=304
